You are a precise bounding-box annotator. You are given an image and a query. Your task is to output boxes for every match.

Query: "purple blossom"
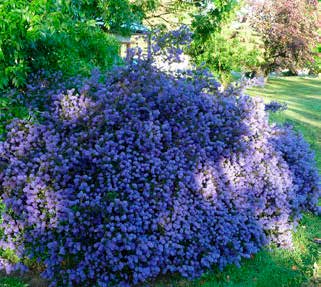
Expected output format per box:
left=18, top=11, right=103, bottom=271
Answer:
left=265, top=101, right=288, bottom=112
left=0, top=29, right=319, bottom=287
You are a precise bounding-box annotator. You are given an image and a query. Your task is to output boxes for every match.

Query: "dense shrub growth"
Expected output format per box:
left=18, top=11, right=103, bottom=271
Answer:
left=0, top=0, right=120, bottom=88
left=0, top=54, right=320, bottom=286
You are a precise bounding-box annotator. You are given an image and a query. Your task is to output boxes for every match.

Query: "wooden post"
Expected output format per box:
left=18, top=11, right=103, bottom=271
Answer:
left=126, top=42, right=131, bottom=59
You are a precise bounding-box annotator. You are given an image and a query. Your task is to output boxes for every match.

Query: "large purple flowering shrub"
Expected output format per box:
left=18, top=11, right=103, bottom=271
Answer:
left=0, top=47, right=320, bottom=286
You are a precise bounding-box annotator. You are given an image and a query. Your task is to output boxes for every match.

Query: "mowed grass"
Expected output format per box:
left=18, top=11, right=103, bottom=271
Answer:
left=249, top=76, right=321, bottom=169
left=1, top=77, right=321, bottom=287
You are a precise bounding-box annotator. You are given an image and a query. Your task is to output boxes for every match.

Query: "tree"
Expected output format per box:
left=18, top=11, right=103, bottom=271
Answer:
left=249, top=0, right=321, bottom=75
left=0, top=0, right=157, bottom=89
left=191, top=0, right=238, bottom=44
left=182, top=0, right=266, bottom=83
left=193, top=19, right=264, bottom=84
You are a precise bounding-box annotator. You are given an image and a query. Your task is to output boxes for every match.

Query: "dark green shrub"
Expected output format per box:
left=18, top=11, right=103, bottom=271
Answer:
left=0, top=0, right=120, bottom=89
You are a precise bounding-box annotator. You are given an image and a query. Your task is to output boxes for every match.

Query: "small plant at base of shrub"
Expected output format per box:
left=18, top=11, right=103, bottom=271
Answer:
left=0, top=31, right=320, bottom=287
left=265, top=101, right=288, bottom=113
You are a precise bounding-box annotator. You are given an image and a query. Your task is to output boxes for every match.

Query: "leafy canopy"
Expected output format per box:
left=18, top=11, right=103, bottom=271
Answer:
left=249, top=0, right=321, bottom=75
left=0, top=0, right=158, bottom=89
left=187, top=0, right=265, bottom=83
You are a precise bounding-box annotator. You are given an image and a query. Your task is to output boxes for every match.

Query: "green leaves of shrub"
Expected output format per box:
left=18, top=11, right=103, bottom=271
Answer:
left=0, top=96, right=28, bottom=136
left=192, top=21, right=265, bottom=85
left=0, top=0, right=120, bottom=89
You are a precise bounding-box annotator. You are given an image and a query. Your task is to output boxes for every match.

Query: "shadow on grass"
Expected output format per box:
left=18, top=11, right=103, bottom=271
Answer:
left=249, top=76, right=321, bottom=171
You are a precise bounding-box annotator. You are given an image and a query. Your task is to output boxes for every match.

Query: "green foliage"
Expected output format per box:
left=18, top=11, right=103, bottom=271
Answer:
left=0, top=0, right=121, bottom=89
left=147, top=0, right=238, bottom=42
left=310, top=45, right=321, bottom=74
left=102, top=0, right=158, bottom=34
left=188, top=0, right=261, bottom=83
left=191, top=0, right=238, bottom=43
left=0, top=277, right=28, bottom=287
left=188, top=0, right=321, bottom=80
left=0, top=96, right=28, bottom=136
left=192, top=21, right=264, bottom=84
left=143, top=0, right=256, bottom=83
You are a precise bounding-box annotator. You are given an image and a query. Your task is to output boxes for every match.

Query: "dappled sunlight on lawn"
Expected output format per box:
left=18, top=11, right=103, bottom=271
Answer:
left=285, top=110, right=321, bottom=129
left=249, top=76, right=321, bottom=172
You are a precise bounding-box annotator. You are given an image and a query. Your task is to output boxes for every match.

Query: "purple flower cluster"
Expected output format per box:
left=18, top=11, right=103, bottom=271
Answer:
left=0, top=58, right=320, bottom=286
left=265, top=101, right=288, bottom=112
left=8, top=70, right=85, bottom=112
left=151, top=25, right=193, bottom=64
left=271, top=125, right=320, bottom=213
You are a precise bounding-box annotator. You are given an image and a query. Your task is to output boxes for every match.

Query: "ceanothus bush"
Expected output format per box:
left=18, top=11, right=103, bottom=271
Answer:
left=265, top=101, right=288, bottom=112
left=0, top=33, right=320, bottom=286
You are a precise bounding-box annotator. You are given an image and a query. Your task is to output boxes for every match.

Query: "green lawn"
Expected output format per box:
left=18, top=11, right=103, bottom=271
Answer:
left=250, top=76, right=321, bottom=169
left=1, top=76, right=321, bottom=287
